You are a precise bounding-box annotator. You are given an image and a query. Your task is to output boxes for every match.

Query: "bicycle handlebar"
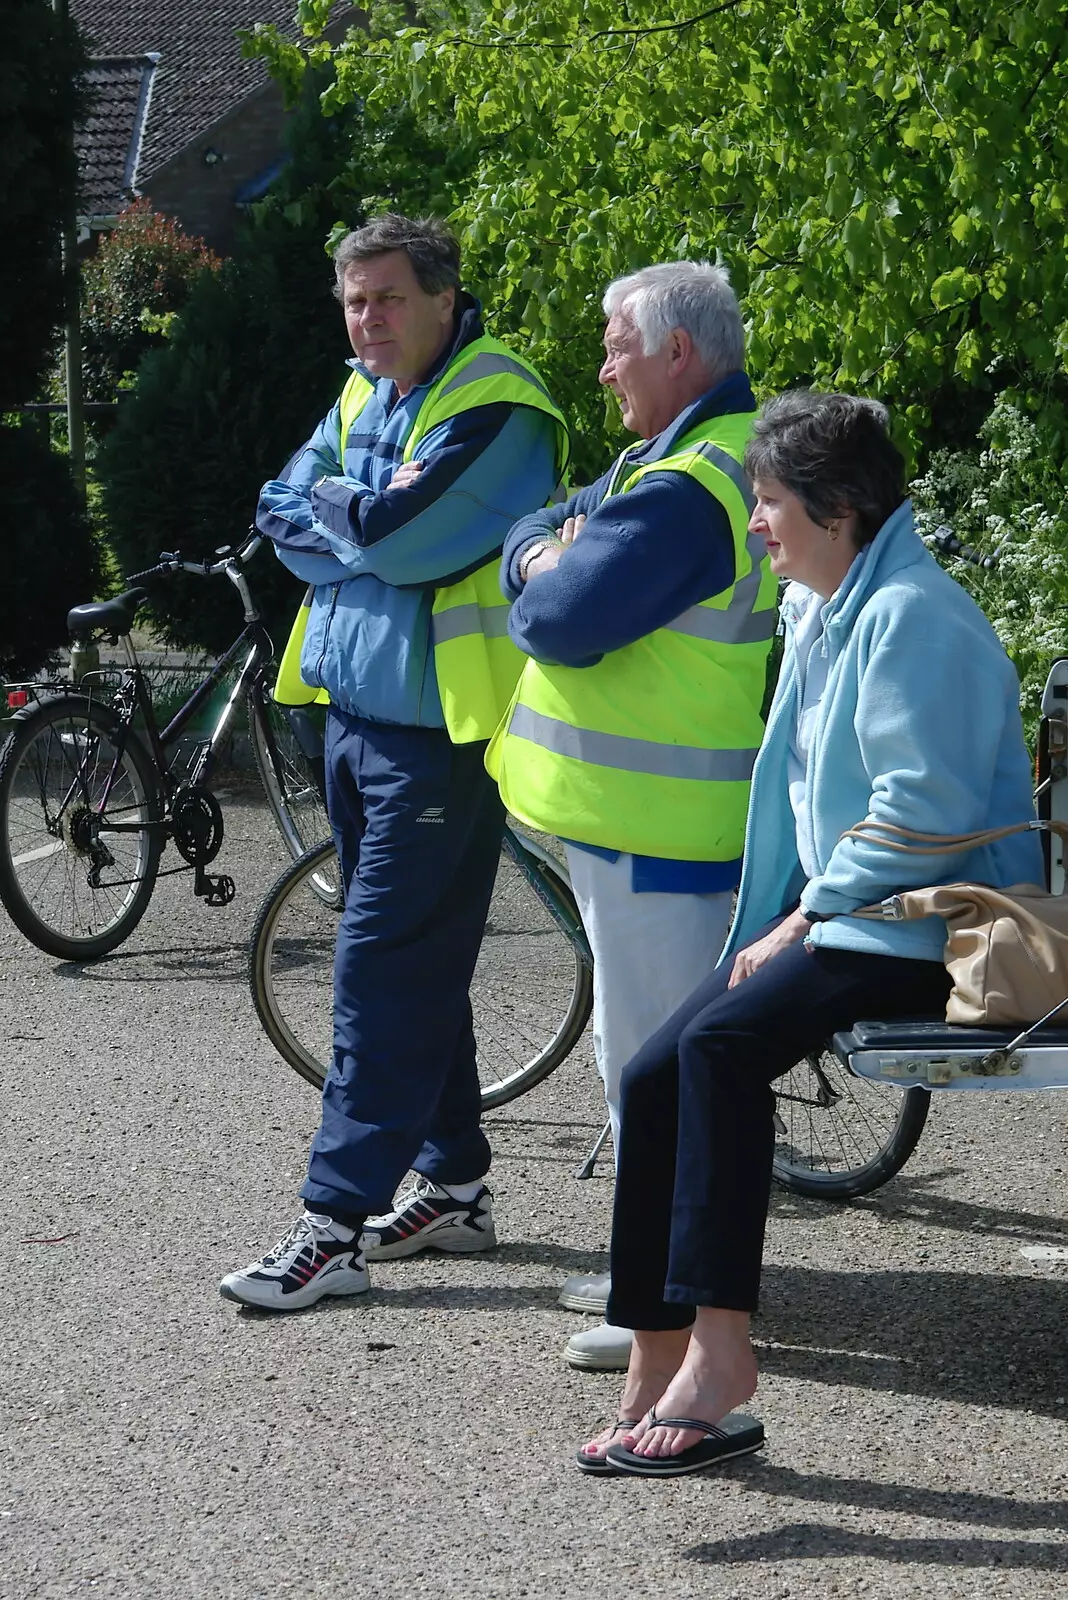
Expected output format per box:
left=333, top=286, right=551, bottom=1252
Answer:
left=925, top=524, right=1000, bottom=570
left=123, top=529, right=262, bottom=587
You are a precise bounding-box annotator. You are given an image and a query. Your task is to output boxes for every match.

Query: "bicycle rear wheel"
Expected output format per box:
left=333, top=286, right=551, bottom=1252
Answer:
left=772, top=1048, right=931, bottom=1199
left=0, top=696, right=162, bottom=960
left=248, top=835, right=593, bottom=1111
left=247, top=690, right=339, bottom=902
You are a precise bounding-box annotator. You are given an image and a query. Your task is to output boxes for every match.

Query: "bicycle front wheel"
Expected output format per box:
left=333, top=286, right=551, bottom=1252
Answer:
left=772, top=1048, right=931, bottom=1200
left=0, top=696, right=162, bottom=959
left=249, top=835, right=593, bottom=1111
left=247, top=691, right=340, bottom=903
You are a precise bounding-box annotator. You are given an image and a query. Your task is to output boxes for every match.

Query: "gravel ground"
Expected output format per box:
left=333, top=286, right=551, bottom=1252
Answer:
left=1, top=792, right=1067, bottom=1599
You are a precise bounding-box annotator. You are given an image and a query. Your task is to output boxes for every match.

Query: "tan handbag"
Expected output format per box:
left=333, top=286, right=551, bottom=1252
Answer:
left=840, top=818, right=1068, bottom=1027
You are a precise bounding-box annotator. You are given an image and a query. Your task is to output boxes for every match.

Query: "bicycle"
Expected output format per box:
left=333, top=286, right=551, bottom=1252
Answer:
left=248, top=824, right=594, bottom=1113
left=0, top=535, right=337, bottom=962
left=247, top=820, right=937, bottom=1185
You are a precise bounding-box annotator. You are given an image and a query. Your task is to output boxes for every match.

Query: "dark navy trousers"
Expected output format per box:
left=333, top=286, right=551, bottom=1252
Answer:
left=607, top=915, right=952, bottom=1329
left=301, top=708, right=504, bottom=1219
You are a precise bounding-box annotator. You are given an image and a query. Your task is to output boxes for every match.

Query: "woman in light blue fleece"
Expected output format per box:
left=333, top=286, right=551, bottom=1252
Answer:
left=578, top=390, right=1043, bottom=1479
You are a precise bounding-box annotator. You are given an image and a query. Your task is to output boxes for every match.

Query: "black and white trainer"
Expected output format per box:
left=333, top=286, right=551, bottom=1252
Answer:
left=360, top=1177, right=496, bottom=1261
left=219, top=1212, right=370, bottom=1311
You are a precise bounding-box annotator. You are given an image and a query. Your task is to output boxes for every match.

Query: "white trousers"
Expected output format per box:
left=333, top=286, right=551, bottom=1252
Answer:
left=564, top=847, right=734, bottom=1157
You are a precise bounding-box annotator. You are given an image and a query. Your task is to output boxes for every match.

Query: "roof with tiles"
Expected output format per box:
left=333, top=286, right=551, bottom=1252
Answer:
left=77, top=56, right=158, bottom=218
left=72, top=2, right=353, bottom=181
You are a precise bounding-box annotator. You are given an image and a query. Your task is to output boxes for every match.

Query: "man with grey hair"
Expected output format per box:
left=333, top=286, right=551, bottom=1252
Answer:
left=488, top=260, right=776, bottom=1370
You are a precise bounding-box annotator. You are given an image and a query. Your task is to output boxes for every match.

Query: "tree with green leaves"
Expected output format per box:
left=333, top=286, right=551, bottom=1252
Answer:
left=250, top=0, right=1068, bottom=484
left=0, top=0, right=99, bottom=677
left=1, top=0, right=88, bottom=411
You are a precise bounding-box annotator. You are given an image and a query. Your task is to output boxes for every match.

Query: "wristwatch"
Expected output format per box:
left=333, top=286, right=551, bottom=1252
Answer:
left=519, top=540, right=553, bottom=582
left=799, top=903, right=833, bottom=923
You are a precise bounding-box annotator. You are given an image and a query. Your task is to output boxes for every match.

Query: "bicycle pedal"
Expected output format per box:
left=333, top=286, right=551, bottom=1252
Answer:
left=201, top=873, right=235, bottom=906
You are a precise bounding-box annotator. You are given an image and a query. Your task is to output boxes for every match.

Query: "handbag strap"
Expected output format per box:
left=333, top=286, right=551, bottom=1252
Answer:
left=839, top=817, right=1068, bottom=856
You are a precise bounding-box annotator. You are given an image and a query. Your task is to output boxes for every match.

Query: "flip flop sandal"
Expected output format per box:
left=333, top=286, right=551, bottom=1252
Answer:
left=604, top=1406, right=765, bottom=1478
left=574, top=1418, right=641, bottom=1476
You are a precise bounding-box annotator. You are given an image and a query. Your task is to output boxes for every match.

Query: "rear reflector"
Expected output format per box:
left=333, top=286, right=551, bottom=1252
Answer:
left=6, top=690, right=29, bottom=708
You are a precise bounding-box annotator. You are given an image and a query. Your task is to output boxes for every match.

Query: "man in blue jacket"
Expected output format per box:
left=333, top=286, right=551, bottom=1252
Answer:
left=220, top=213, right=567, bottom=1310
left=488, top=262, right=774, bottom=1370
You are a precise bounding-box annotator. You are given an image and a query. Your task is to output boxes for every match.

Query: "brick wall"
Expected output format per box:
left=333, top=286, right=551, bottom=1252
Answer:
left=141, top=80, right=289, bottom=254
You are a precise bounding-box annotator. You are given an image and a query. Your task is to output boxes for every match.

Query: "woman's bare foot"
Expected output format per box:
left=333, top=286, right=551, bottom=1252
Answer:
left=623, top=1309, right=757, bottom=1460
left=577, top=1327, right=692, bottom=1464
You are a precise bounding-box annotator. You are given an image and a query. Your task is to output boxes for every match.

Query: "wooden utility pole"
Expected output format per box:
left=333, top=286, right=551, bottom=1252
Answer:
left=54, top=0, right=86, bottom=506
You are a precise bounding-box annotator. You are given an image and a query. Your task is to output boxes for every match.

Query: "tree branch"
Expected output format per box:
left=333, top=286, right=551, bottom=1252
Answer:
left=436, top=0, right=743, bottom=51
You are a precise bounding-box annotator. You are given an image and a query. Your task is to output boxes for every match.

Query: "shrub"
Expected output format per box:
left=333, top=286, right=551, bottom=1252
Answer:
left=80, top=200, right=221, bottom=401
left=0, top=423, right=101, bottom=678
left=912, top=400, right=1068, bottom=740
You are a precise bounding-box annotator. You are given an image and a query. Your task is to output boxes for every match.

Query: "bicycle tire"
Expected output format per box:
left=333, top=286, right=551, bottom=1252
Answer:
left=246, top=690, right=340, bottom=904
left=248, top=835, right=593, bottom=1111
left=771, top=1048, right=931, bottom=1200
left=0, top=695, right=163, bottom=960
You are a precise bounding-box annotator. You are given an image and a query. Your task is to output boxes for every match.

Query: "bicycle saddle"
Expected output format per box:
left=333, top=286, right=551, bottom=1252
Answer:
left=67, top=587, right=148, bottom=637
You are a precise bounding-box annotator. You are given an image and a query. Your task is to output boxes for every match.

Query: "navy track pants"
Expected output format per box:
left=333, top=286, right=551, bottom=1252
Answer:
left=300, top=708, right=504, bottom=1218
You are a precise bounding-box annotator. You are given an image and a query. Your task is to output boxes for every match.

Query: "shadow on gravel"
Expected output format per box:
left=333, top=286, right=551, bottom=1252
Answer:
left=233, top=1282, right=565, bottom=1319
left=52, top=943, right=246, bottom=982
left=730, top=1458, right=1068, bottom=1532
left=772, top=1170, right=1068, bottom=1247
left=754, top=1264, right=1068, bottom=1417
left=683, top=1524, right=1068, bottom=1572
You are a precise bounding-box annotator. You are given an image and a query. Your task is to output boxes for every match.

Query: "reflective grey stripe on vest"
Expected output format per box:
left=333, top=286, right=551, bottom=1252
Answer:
left=509, top=704, right=758, bottom=783
left=607, top=437, right=755, bottom=511
left=434, top=352, right=551, bottom=402
left=666, top=600, right=776, bottom=645
left=693, top=441, right=755, bottom=515
left=431, top=603, right=510, bottom=646
left=666, top=530, right=775, bottom=645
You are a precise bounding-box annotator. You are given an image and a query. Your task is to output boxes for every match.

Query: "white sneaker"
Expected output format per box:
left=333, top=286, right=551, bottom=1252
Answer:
left=360, top=1177, right=496, bottom=1261
left=558, top=1271, right=610, bottom=1314
left=565, top=1321, right=634, bottom=1371
left=219, top=1213, right=370, bottom=1311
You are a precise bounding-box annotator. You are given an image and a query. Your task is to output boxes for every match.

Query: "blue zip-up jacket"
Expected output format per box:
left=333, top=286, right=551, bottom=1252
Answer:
left=721, top=501, right=1043, bottom=966
left=256, top=298, right=559, bottom=728
left=501, top=372, right=755, bottom=892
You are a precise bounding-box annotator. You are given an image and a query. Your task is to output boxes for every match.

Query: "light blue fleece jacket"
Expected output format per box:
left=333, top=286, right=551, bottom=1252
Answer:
left=721, top=500, right=1043, bottom=965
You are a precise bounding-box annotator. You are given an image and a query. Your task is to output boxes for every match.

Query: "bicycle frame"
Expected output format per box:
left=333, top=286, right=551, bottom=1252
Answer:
left=67, top=540, right=275, bottom=839
left=502, top=825, right=594, bottom=971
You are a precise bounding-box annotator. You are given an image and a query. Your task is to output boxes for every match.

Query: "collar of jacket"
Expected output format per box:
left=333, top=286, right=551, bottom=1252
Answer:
left=343, top=291, right=486, bottom=395
left=779, top=499, right=932, bottom=645
left=626, top=369, right=756, bottom=469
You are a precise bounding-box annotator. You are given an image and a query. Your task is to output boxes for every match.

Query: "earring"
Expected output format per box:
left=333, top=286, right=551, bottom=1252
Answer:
left=827, top=522, right=840, bottom=542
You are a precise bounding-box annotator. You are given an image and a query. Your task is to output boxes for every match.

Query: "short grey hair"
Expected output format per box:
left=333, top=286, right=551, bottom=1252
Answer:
left=744, top=391, right=905, bottom=549
left=333, top=213, right=461, bottom=300
left=602, top=261, right=744, bottom=376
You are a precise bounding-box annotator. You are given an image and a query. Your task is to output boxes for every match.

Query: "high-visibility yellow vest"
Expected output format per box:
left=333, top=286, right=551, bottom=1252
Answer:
left=273, top=336, right=570, bottom=741
left=485, top=410, right=777, bottom=861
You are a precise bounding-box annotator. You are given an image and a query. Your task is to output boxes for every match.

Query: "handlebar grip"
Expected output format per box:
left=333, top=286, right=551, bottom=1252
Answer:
left=929, top=526, right=999, bottom=570
left=123, top=561, right=172, bottom=584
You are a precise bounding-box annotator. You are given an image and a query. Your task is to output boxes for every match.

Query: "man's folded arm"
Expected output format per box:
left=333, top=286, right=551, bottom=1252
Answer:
left=256, top=403, right=367, bottom=583
left=506, top=472, right=737, bottom=666
left=309, top=406, right=561, bottom=587
left=501, top=476, right=614, bottom=600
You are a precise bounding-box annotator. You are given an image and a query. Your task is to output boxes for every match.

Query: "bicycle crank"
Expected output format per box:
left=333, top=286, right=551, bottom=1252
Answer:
left=173, top=784, right=224, bottom=865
